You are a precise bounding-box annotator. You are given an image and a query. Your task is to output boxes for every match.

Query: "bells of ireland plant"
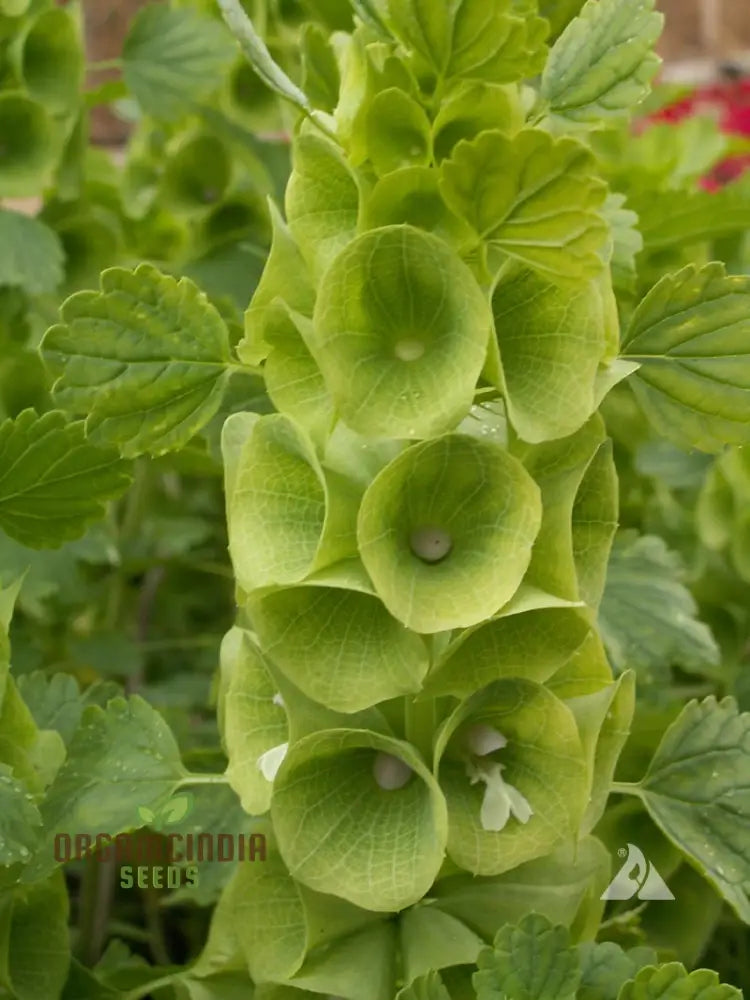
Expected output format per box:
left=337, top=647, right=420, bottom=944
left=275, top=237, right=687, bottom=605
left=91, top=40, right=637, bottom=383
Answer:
left=204, top=0, right=697, bottom=995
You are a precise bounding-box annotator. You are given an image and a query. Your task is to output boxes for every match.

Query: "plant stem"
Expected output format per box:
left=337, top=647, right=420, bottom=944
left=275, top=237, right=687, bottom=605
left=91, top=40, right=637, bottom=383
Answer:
left=610, top=780, right=643, bottom=797
left=177, top=772, right=231, bottom=787
left=123, top=973, right=183, bottom=1000
left=405, top=697, right=436, bottom=764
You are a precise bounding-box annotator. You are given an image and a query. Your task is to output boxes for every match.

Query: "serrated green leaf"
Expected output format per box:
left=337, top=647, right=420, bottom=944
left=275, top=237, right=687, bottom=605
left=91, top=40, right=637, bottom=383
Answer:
left=541, top=0, right=663, bottom=124
left=218, top=0, right=315, bottom=121
left=0, top=210, right=64, bottom=296
left=440, top=129, right=608, bottom=281
left=42, top=264, right=232, bottom=458
left=24, top=695, right=186, bottom=882
left=0, top=764, right=41, bottom=866
left=577, top=941, right=657, bottom=1000
left=123, top=4, right=237, bottom=119
left=633, top=180, right=750, bottom=254
left=618, top=963, right=741, bottom=1000
left=386, top=0, right=547, bottom=84
left=620, top=263, right=750, bottom=452
left=0, top=410, right=131, bottom=549
left=636, top=696, right=750, bottom=923
left=473, top=913, right=580, bottom=1000
left=599, top=533, right=719, bottom=679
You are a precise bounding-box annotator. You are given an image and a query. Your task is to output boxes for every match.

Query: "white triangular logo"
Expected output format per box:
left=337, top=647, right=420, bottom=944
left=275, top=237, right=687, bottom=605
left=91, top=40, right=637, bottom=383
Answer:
left=600, top=843, right=675, bottom=901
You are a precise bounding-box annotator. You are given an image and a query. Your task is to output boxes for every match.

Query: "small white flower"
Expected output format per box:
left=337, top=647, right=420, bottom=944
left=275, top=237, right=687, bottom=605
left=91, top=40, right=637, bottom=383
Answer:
left=467, top=760, right=533, bottom=832
left=257, top=742, right=288, bottom=782
left=272, top=692, right=285, bottom=708
left=466, top=723, right=508, bottom=756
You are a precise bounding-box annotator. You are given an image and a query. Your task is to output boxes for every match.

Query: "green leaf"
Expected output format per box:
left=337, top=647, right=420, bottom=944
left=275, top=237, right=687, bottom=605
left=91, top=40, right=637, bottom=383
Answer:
left=310, top=225, right=491, bottom=439
left=0, top=210, right=64, bottom=296
left=123, top=4, right=236, bottom=119
left=577, top=942, right=657, bottom=1000
left=217, top=0, right=316, bottom=122
left=24, top=695, right=186, bottom=882
left=492, top=265, right=608, bottom=442
left=541, top=0, right=663, bottom=124
left=290, top=921, right=396, bottom=1000
left=598, top=533, right=719, bottom=679
left=618, top=964, right=741, bottom=1000
left=633, top=181, right=750, bottom=255
left=440, top=130, right=608, bottom=281
left=473, top=913, right=580, bottom=1000
left=271, top=729, right=448, bottom=911
left=219, top=628, right=287, bottom=815
left=222, top=413, right=359, bottom=593
left=435, top=679, right=588, bottom=876
left=620, top=263, right=750, bottom=452
left=358, top=434, right=541, bottom=633
left=0, top=410, right=131, bottom=549
left=0, top=872, right=69, bottom=1000
left=602, top=193, right=642, bottom=296
left=285, top=132, right=361, bottom=278
left=636, top=696, right=750, bottom=923
left=42, top=264, right=232, bottom=458
left=0, top=764, right=41, bottom=866
left=386, top=0, right=547, bottom=84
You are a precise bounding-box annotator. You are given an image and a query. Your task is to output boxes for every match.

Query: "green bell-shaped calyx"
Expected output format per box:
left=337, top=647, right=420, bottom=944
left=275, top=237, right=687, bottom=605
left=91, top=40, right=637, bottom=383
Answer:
left=0, top=92, right=55, bottom=196
left=271, top=729, right=448, bottom=912
left=249, top=576, right=430, bottom=713
left=357, top=434, right=542, bottom=632
left=310, top=225, right=492, bottom=439
left=434, top=678, right=588, bottom=876
left=222, top=412, right=361, bottom=593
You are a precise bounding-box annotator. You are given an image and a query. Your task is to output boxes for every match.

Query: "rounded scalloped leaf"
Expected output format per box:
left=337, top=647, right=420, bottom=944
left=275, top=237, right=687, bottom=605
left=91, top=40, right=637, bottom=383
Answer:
left=250, top=584, right=429, bottom=713
left=271, top=729, right=448, bottom=912
left=310, top=225, right=492, bottom=439
left=435, top=679, right=588, bottom=876
left=357, top=435, right=542, bottom=632
left=222, top=412, right=360, bottom=593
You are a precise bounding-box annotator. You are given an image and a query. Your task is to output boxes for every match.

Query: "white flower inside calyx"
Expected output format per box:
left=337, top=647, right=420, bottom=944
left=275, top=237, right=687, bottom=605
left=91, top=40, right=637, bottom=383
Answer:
left=410, top=525, right=453, bottom=563
left=257, top=742, right=288, bottom=782
left=373, top=751, right=413, bottom=790
left=463, top=724, right=533, bottom=832
left=394, top=338, right=425, bottom=361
